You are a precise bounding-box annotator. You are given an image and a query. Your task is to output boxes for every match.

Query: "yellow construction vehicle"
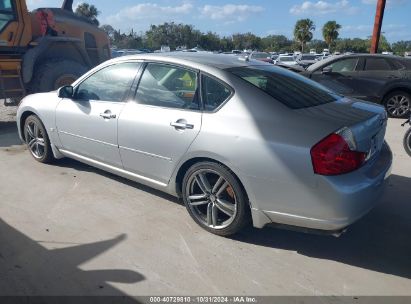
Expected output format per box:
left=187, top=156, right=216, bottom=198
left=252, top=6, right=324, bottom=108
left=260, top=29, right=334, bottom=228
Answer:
left=0, top=0, right=110, bottom=105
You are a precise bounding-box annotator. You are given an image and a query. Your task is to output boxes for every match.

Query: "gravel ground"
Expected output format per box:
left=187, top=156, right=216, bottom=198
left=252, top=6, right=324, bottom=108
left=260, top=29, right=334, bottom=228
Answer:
left=0, top=102, right=17, bottom=122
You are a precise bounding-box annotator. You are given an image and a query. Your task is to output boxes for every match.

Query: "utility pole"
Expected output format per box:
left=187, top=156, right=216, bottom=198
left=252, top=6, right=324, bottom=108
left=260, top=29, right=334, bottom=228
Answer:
left=370, top=0, right=386, bottom=54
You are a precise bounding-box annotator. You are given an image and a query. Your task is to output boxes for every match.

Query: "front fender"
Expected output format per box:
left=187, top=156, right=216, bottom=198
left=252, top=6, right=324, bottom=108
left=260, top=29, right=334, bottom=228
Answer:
left=17, top=93, right=64, bottom=158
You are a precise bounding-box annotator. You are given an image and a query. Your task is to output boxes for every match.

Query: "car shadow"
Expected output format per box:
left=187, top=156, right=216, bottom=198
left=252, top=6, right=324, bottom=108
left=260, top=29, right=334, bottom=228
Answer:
left=0, top=218, right=144, bottom=299
left=0, top=121, right=21, bottom=147
left=231, top=174, right=411, bottom=280
left=54, top=157, right=182, bottom=205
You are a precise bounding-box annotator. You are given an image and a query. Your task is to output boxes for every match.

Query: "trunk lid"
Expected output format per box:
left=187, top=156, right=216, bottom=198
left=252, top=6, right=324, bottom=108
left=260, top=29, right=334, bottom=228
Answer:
left=296, top=97, right=388, bottom=158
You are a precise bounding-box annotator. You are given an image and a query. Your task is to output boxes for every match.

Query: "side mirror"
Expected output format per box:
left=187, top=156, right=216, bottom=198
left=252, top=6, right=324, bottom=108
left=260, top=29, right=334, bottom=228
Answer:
left=322, top=66, right=332, bottom=74
left=58, top=85, right=74, bottom=99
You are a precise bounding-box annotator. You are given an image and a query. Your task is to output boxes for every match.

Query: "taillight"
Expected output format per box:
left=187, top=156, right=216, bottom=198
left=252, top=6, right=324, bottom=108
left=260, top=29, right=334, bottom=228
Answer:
left=311, top=130, right=367, bottom=176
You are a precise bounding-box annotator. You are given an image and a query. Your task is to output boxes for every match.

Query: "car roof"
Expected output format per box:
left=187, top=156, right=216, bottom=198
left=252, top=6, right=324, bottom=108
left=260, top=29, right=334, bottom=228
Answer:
left=110, top=52, right=269, bottom=70
left=307, top=53, right=404, bottom=71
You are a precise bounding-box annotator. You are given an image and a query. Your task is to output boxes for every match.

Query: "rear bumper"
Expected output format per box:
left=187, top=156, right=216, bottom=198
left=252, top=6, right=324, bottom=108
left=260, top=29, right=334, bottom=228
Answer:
left=251, top=142, right=393, bottom=231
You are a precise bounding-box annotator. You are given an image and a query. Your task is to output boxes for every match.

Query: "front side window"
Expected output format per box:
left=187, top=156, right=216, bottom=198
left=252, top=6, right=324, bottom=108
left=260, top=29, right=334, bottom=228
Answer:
left=0, top=0, right=14, bottom=33
left=327, top=58, right=359, bottom=73
left=365, top=58, right=392, bottom=71
left=135, top=63, right=199, bottom=110
left=75, top=62, right=140, bottom=102
left=202, top=75, right=232, bottom=111
left=228, top=65, right=337, bottom=109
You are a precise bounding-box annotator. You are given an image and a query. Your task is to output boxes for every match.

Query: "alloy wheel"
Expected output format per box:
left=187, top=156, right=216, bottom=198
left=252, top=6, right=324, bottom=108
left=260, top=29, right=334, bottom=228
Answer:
left=26, top=121, right=46, bottom=159
left=185, top=169, right=238, bottom=229
left=386, top=95, right=410, bottom=118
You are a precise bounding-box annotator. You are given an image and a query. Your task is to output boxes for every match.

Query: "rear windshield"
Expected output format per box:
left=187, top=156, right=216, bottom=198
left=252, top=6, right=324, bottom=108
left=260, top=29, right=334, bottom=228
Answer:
left=227, top=65, right=338, bottom=109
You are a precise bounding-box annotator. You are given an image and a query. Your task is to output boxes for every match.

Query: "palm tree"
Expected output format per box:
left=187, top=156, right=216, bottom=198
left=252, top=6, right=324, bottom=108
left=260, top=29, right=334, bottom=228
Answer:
left=75, top=3, right=100, bottom=26
left=322, top=21, right=342, bottom=51
left=294, top=19, right=315, bottom=53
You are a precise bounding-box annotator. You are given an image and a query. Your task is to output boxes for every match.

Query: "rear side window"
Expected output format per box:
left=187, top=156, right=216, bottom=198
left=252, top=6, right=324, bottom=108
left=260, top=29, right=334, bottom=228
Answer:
left=327, top=58, right=358, bottom=73
left=201, top=75, right=232, bottom=111
left=228, top=66, right=337, bottom=109
left=365, top=58, right=392, bottom=71
left=136, top=63, right=200, bottom=110
left=399, top=59, right=411, bottom=70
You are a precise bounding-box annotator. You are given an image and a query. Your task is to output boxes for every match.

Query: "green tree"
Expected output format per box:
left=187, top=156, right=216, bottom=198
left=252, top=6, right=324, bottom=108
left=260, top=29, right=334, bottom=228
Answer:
left=392, top=40, right=411, bottom=55
left=232, top=33, right=262, bottom=50
left=294, top=19, right=315, bottom=52
left=100, top=24, right=115, bottom=43
left=322, top=21, right=341, bottom=51
left=261, top=35, right=293, bottom=52
left=376, top=35, right=392, bottom=52
left=307, top=39, right=328, bottom=53
left=75, top=3, right=100, bottom=26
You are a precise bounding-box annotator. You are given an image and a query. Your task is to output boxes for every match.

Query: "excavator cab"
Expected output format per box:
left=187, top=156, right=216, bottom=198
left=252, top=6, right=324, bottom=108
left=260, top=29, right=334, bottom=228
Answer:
left=0, top=0, right=31, bottom=49
left=1, top=0, right=110, bottom=104
left=0, top=0, right=31, bottom=101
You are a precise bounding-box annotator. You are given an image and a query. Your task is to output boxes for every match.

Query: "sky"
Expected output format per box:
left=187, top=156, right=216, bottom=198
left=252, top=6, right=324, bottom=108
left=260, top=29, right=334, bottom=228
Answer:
left=26, top=0, right=411, bottom=42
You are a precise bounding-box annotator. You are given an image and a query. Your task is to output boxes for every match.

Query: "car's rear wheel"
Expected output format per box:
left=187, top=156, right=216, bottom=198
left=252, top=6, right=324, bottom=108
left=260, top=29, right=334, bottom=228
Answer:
left=23, top=115, right=54, bottom=163
left=404, top=128, right=411, bottom=157
left=182, top=162, right=250, bottom=236
left=384, top=91, right=411, bottom=118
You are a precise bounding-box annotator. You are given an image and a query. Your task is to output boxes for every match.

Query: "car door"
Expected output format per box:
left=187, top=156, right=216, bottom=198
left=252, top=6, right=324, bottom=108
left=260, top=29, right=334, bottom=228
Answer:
left=310, top=57, right=360, bottom=96
left=118, top=62, right=202, bottom=185
left=355, top=57, right=402, bottom=101
left=56, top=62, right=141, bottom=168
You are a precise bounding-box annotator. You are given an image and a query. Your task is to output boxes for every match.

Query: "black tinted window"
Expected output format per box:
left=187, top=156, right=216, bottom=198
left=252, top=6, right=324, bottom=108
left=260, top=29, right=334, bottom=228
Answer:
left=228, top=66, right=337, bottom=109
left=365, top=58, right=392, bottom=71
left=76, top=62, right=139, bottom=102
left=327, top=58, right=358, bottom=72
left=202, top=75, right=232, bottom=111
left=136, top=63, right=199, bottom=110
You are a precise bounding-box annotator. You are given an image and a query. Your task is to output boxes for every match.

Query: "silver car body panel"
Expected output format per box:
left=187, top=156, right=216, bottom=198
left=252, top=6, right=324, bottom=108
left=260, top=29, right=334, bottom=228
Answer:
left=17, top=53, right=393, bottom=232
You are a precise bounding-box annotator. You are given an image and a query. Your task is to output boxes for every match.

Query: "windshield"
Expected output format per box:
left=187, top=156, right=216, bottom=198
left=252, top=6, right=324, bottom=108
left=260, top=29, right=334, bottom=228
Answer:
left=0, top=0, right=14, bottom=33
left=227, top=65, right=338, bottom=109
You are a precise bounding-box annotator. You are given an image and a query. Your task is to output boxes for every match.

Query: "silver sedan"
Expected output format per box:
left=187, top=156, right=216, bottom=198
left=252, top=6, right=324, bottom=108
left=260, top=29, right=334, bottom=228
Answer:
left=17, top=53, right=392, bottom=236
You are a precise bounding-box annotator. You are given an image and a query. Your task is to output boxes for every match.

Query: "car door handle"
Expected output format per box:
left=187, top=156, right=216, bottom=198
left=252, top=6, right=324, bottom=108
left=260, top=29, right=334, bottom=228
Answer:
left=100, top=111, right=116, bottom=119
left=170, top=121, right=194, bottom=130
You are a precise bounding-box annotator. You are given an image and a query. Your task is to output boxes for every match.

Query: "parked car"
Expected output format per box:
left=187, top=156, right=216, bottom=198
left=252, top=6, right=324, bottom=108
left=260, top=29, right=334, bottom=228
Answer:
left=296, top=54, right=318, bottom=68
left=17, top=53, right=392, bottom=236
left=302, top=54, right=411, bottom=118
left=274, top=55, right=298, bottom=66
left=249, top=52, right=273, bottom=64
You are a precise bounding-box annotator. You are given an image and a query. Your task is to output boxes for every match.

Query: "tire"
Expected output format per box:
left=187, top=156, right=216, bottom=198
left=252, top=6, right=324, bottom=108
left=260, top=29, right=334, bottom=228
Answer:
left=404, top=128, right=411, bottom=157
left=383, top=91, right=411, bottom=119
left=30, top=59, right=88, bottom=93
left=182, top=161, right=250, bottom=236
left=23, top=115, right=54, bottom=163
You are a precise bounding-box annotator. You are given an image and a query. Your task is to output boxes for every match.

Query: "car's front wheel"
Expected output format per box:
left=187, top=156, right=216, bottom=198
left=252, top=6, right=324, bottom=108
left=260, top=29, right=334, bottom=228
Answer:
left=182, top=162, right=250, bottom=236
left=23, top=115, right=54, bottom=163
left=384, top=91, right=411, bottom=118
